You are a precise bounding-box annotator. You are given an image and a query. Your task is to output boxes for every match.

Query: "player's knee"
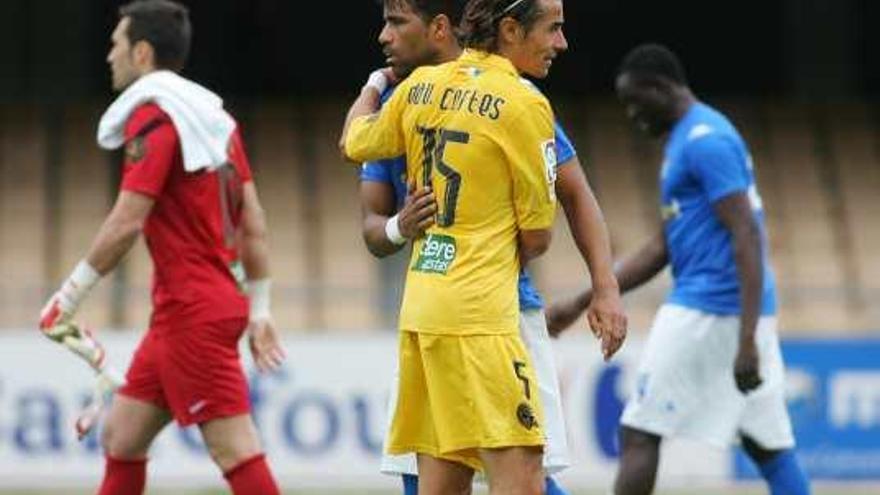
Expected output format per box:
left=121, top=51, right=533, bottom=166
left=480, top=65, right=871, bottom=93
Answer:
left=100, top=420, right=149, bottom=459
left=488, top=460, right=543, bottom=495
left=99, top=422, right=116, bottom=455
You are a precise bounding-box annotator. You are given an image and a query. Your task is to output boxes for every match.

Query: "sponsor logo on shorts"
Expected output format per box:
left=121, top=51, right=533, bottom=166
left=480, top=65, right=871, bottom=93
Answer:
left=517, top=402, right=537, bottom=430
left=188, top=399, right=208, bottom=415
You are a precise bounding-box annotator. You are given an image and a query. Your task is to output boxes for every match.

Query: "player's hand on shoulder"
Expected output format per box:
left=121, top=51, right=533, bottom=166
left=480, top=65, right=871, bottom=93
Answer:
left=398, top=180, right=436, bottom=240
left=381, top=67, right=400, bottom=85
left=734, top=339, right=762, bottom=393
left=587, top=287, right=628, bottom=361
left=247, top=318, right=286, bottom=374
left=364, top=67, right=400, bottom=95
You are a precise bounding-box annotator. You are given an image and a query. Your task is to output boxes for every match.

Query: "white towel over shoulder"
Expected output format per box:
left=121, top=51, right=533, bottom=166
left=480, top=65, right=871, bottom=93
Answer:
left=97, top=70, right=235, bottom=172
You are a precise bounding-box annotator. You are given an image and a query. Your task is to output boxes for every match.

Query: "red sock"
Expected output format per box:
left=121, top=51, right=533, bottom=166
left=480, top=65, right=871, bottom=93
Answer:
left=97, top=455, right=146, bottom=495
left=224, top=453, right=280, bottom=495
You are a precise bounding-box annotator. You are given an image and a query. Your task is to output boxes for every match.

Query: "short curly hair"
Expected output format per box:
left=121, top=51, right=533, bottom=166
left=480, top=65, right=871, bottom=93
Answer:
left=382, top=0, right=467, bottom=26
left=618, top=43, right=688, bottom=85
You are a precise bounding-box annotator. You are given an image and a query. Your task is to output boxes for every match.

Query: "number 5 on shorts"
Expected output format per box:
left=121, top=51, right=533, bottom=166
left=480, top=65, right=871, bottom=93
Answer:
left=513, top=360, right=531, bottom=400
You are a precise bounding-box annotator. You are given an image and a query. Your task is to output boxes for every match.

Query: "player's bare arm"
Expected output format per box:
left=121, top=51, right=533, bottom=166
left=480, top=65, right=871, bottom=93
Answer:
left=339, top=68, right=398, bottom=162
left=86, top=191, right=155, bottom=274
left=546, top=227, right=668, bottom=341
left=545, top=289, right=592, bottom=338
left=240, top=182, right=286, bottom=373
left=40, top=190, right=154, bottom=331
left=518, top=229, right=553, bottom=264
left=713, top=192, right=764, bottom=393
left=555, top=157, right=627, bottom=359
left=37, top=190, right=153, bottom=435
left=240, top=183, right=270, bottom=279
left=360, top=180, right=436, bottom=258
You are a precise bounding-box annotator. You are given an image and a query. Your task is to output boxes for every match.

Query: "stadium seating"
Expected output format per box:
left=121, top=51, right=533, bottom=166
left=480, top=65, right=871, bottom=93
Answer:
left=0, top=100, right=876, bottom=333
left=0, top=105, right=47, bottom=329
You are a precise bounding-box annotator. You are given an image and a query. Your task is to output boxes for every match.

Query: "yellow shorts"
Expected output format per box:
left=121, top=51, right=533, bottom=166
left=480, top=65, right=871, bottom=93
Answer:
left=386, top=331, right=545, bottom=471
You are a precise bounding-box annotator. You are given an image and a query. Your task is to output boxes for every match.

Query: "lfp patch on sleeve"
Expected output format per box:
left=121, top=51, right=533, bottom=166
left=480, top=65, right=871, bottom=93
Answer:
left=541, top=139, right=557, bottom=200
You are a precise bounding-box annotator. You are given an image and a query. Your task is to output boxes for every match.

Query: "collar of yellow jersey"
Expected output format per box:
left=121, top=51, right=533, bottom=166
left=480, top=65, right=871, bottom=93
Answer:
left=458, top=49, right=518, bottom=77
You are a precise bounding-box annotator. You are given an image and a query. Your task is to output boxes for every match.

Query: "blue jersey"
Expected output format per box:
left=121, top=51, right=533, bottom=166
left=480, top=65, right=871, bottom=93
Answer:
left=660, top=103, right=776, bottom=315
left=361, top=84, right=577, bottom=312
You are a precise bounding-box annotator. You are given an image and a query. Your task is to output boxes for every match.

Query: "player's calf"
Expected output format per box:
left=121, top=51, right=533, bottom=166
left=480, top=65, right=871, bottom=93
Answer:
left=545, top=475, right=571, bottom=495
left=224, top=453, right=280, bottom=495
left=201, top=415, right=280, bottom=495
left=200, top=414, right=264, bottom=472
left=97, top=455, right=147, bottom=495
left=741, top=435, right=811, bottom=495
left=402, top=473, right=419, bottom=495
left=614, top=426, right=661, bottom=495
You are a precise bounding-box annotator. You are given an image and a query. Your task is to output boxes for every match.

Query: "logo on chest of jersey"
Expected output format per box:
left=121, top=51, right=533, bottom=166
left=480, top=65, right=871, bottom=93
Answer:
left=660, top=199, right=681, bottom=221
left=411, top=233, right=457, bottom=275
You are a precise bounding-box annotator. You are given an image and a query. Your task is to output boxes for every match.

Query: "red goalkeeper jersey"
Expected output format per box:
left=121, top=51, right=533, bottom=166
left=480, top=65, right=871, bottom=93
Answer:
left=120, top=103, right=251, bottom=329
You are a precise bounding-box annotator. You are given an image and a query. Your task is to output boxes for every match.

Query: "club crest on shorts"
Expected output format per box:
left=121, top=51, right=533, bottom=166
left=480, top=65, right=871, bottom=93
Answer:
left=517, top=402, right=537, bottom=430
left=125, top=136, right=146, bottom=163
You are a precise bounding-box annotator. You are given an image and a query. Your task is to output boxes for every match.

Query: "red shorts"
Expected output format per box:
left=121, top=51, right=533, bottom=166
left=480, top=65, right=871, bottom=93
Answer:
left=118, top=318, right=251, bottom=426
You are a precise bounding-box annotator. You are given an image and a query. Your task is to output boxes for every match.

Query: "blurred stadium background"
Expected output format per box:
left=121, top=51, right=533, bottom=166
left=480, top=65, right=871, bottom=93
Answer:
left=0, top=0, right=877, bottom=493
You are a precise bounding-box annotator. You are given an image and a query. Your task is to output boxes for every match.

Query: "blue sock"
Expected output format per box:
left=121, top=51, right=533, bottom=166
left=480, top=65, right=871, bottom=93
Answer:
left=545, top=475, right=570, bottom=495
left=757, top=449, right=810, bottom=495
left=402, top=473, right=418, bottom=495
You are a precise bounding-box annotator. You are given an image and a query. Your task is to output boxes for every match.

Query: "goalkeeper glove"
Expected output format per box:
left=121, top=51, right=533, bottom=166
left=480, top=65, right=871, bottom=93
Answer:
left=39, top=260, right=101, bottom=332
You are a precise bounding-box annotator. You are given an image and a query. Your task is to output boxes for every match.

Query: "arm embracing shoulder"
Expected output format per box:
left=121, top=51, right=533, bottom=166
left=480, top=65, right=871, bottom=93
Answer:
left=341, top=79, right=409, bottom=164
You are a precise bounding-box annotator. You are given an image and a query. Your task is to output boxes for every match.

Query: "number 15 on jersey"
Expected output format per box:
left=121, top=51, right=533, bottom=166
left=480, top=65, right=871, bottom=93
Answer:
left=417, top=126, right=469, bottom=228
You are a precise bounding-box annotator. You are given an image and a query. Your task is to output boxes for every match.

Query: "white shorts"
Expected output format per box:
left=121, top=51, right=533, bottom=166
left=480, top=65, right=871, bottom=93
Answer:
left=621, top=304, right=796, bottom=449
left=380, top=309, right=571, bottom=476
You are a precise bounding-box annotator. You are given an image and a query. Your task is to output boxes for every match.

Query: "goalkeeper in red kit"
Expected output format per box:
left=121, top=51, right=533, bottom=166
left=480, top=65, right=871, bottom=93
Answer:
left=37, top=1, right=285, bottom=494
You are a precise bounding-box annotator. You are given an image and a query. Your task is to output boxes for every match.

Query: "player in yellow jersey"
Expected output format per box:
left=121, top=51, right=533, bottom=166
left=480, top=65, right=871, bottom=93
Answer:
left=341, top=1, right=568, bottom=493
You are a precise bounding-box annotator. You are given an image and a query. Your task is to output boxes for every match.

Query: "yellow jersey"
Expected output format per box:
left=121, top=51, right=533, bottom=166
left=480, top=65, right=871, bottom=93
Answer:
left=346, top=50, right=557, bottom=335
